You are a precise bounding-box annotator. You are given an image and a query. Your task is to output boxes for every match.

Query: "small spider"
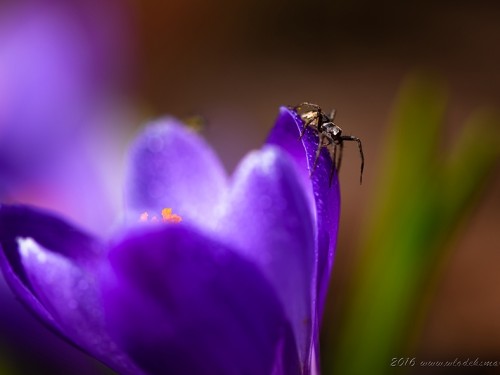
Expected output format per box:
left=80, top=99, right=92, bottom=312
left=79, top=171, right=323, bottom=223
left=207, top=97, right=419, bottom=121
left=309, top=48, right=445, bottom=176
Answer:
left=290, top=102, right=364, bottom=185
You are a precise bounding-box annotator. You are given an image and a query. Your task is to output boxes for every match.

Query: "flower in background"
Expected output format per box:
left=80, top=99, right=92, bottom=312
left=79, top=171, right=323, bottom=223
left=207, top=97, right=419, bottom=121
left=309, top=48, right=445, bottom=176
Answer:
left=0, top=108, right=340, bottom=374
left=0, top=1, right=135, bottom=373
left=0, top=0, right=134, bottom=232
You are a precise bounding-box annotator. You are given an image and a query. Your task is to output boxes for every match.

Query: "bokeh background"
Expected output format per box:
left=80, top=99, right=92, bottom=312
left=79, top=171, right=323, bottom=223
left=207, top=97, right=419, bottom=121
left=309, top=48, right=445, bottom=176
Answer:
left=0, top=0, right=499, bottom=374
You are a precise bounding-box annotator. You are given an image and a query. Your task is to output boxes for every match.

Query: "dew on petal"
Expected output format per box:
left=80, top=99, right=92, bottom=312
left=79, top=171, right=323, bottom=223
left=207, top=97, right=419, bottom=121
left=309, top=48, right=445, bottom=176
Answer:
left=68, top=299, right=78, bottom=310
left=147, top=180, right=165, bottom=199
left=146, top=134, right=165, bottom=153
left=259, top=195, right=272, bottom=210
left=77, top=279, right=89, bottom=291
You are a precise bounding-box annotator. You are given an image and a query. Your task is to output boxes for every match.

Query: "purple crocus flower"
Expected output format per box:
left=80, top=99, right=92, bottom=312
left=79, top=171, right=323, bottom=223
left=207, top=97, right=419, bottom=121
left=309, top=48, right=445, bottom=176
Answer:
left=0, top=107, right=340, bottom=375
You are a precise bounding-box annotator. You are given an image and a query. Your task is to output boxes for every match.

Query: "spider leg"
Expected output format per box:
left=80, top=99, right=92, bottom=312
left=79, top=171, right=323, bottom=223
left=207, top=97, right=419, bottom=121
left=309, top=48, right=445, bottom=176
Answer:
left=295, top=102, right=322, bottom=112
left=298, top=105, right=321, bottom=136
left=311, top=133, right=327, bottom=176
left=329, top=108, right=337, bottom=122
left=329, top=143, right=337, bottom=187
left=299, top=115, right=317, bottom=139
left=336, top=140, right=344, bottom=174
left=341, top=135, right=364, bottom=184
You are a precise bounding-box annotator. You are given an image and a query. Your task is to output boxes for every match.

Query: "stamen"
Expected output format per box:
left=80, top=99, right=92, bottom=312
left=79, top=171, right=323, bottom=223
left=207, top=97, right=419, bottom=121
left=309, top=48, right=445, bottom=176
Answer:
left=161, top=208, right=182, bottom=223
left=139, top=208, right=182, bottom=224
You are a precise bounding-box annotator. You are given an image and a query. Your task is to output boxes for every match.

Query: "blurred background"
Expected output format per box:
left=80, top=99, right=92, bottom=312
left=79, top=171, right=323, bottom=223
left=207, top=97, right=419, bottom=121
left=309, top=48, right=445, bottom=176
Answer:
left=0, top=0, right=499, bottom=374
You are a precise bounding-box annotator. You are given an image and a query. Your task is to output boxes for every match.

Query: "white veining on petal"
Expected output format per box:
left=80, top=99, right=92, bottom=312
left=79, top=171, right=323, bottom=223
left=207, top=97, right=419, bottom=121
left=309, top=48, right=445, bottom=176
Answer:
left=18, top=237, right=47, bottom=263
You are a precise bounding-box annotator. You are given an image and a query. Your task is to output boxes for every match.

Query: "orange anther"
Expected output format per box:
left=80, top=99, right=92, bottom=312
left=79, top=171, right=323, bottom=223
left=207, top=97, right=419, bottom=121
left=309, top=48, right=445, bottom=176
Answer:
left=139, top=208, right=182, bottom=224
left=161, top=208, right=182, bottom=223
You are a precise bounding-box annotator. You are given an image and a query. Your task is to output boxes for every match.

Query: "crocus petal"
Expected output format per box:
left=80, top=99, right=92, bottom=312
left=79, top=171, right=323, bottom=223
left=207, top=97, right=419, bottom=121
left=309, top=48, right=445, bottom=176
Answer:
left=0, top=205, right=141, bottom=374
left=125, top=119, right=228, bottom=228
left=267, top=107, right=341, bottom=371
left=271, top=324, right=303, bottom=375
left=0, top=247, right=64, bottom=334
left=267, top=107, right=341, bottom=319
left=215, top=145, right=315, bottom=371
left=0, top=205, right=101, bottom=283
left=104, top=224, right=300, bottom=375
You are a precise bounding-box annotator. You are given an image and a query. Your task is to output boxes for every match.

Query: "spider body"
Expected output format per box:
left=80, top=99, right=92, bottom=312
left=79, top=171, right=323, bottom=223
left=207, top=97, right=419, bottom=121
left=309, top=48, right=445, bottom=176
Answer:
left=290, top=102, right=364, bottom=185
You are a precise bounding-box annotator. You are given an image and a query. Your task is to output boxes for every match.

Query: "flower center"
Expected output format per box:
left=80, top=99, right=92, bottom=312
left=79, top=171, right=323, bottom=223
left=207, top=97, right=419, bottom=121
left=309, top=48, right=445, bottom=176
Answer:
left=139, top=208, right=182, bottom=223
